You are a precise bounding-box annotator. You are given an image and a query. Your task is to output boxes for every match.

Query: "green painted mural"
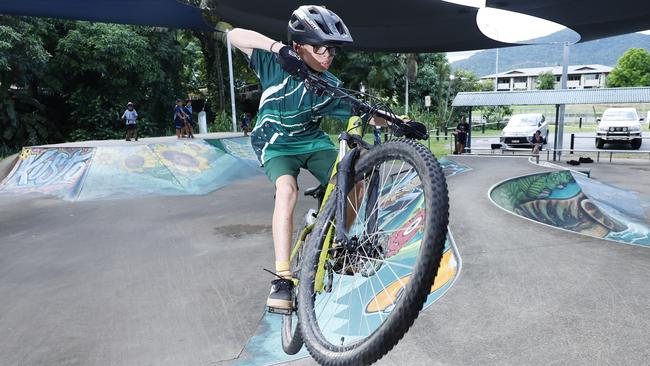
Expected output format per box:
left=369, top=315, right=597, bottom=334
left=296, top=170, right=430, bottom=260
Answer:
left=491, top=171, right=650, bottom=247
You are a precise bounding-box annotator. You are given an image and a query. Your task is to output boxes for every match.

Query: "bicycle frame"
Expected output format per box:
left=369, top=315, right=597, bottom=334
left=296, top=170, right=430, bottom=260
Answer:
left=288, top=68, right=428, bottom=294
left=289, top=115, right=368, bottom=293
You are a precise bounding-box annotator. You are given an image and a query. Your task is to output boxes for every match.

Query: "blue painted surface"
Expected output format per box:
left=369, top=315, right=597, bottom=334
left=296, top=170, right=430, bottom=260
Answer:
left=1, top=140, right=263, bottom=201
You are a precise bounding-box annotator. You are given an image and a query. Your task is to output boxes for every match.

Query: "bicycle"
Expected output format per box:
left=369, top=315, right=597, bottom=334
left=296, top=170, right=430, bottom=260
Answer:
left=276, top=67, right=450, bottom=366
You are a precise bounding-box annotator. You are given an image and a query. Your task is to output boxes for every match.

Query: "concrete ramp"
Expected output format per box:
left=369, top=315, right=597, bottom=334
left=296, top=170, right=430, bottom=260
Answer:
left=0, top=147, right=94, bottom=200
left=0, top=139, right=262, bottom=201
left=490, top=170, right=650, bottom=246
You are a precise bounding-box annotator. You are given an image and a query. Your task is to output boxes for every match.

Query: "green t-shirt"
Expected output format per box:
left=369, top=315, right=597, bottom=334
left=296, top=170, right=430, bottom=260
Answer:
left=248, top=49, right=352, bottom=165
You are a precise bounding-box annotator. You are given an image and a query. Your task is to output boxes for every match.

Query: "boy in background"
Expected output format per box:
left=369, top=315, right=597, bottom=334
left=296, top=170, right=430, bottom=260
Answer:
left=122, top=102, right=138, bottom=141
left=174, top=99, right=187, bottom=139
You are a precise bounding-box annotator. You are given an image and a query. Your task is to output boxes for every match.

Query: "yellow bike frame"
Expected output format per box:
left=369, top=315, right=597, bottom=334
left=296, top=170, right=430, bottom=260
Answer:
left=289, top=115, right=364, bottom=292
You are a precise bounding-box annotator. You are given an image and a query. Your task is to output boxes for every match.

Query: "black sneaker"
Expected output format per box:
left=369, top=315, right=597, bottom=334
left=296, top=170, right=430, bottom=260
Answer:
left=267, top=278, right=293, bottom=313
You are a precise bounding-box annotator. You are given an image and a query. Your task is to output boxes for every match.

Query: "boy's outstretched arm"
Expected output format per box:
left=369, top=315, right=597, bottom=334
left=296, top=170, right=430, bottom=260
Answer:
left=227, top=28, right=284, bottom=58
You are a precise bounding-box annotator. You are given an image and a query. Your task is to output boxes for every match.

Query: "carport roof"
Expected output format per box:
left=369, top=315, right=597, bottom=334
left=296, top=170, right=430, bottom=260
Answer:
left=452, top=87, right=650, bottom=107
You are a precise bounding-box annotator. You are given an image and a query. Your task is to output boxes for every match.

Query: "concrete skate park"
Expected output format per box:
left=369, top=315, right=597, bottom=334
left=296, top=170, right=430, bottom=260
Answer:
left=0, top=135, right=648, bottom=365
left=2, top=1, right=650, bottom=365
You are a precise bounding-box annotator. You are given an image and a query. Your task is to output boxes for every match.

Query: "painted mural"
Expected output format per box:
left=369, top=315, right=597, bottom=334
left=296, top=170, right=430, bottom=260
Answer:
left=0, top=140, right=263, bottom=201
left=0, top=147, right=94, bottom=200
left=491, top=171, right=650, bottom=247
left=206, top=137, right=261, bottom=170
left=78, top=145, right=185, bottom=200
left=439, top=157, right=470, bottom=177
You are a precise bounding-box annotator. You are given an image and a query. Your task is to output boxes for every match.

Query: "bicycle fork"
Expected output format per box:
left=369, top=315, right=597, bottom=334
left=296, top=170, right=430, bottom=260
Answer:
left=334, top=147, right=380, bottom=252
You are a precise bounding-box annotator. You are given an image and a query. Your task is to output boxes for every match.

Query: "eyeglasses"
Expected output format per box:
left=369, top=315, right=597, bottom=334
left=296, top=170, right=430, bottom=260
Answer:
left=311, top=45, right=340, bottom=55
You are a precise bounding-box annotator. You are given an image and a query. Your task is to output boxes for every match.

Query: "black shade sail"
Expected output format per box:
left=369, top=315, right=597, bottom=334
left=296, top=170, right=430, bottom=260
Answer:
left=0, top=0, right=214, bottom=32
left=2, top=1, right=649, bottom=52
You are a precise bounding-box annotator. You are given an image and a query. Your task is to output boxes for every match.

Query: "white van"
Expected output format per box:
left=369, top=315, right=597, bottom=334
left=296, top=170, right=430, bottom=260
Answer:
left=595, top=108, right=643, bottom=149
left=500, top=113, right=548, bottom=147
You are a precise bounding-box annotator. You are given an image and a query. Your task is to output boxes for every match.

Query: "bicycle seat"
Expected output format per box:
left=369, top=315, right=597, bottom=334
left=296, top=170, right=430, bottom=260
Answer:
left=304, top=185, right=325, bottom=199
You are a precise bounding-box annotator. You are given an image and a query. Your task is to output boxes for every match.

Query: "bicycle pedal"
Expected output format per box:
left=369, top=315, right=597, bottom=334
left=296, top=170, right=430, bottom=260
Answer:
left=267, top=306, right=294, bottom=315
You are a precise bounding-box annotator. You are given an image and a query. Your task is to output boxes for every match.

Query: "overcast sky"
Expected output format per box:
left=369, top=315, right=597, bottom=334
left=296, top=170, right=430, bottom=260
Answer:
left=443, top=2, right=650, bottom=63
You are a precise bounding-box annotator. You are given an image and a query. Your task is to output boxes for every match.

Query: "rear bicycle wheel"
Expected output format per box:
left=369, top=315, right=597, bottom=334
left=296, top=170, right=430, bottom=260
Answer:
left=298, top=139, right=449, bottom=365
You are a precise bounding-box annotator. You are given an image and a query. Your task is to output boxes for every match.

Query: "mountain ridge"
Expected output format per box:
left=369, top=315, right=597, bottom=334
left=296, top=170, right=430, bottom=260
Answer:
left=451, top=32, right=650, bottom=77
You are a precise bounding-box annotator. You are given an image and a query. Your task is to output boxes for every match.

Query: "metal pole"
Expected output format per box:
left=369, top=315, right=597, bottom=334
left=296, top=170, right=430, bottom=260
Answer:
left=553, top=104, right=560, bottom=161
left=579, top=117, right=582, bottom=129
left=570, top=133, right=575, bottom=154
left=556, top=42, right=570, bottom=161
left=226, top=31, right=237, bottom=132
left=467, top=108, right=472, bottom=153
left=494, top=48, right=499, bottom=91
left=405, top=77, right=409, bottom=115
left=427, top=106, right=431, bottom=150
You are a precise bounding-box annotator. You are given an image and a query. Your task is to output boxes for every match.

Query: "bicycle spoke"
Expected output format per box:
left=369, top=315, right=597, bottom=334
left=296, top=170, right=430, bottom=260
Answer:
left=353, top=254, right=416, bottom=271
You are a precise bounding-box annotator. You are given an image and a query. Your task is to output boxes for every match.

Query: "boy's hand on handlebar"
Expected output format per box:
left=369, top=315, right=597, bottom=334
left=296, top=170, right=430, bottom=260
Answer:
left=369, top=116, right=389, bottom=127
left=278, top=46, right=307, bottom=76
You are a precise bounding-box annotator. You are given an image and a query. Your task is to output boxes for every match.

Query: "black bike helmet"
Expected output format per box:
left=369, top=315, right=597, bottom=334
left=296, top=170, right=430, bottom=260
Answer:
left=288, top=5, right=353, bottom=46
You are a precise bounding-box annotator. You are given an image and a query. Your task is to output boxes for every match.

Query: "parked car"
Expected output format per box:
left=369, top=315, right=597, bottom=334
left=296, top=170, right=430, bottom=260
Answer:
left=500, top=113, right=548, bottom=147
left=595, top=108, right=643, bottom=149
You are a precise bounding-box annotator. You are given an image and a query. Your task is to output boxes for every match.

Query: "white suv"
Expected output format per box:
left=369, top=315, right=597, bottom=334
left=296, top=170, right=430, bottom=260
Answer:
left=500, top=113, right=548, bottom=147
left=595, top=108, right=643, bottom=149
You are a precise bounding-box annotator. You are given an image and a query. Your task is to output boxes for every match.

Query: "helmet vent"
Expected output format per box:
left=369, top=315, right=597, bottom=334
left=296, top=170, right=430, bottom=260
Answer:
left=316, top=20, right=331, bottom=35
left=335, top=21, right=345, bottom=35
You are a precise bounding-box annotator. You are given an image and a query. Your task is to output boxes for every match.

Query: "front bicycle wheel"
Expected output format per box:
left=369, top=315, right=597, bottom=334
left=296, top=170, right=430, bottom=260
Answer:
left=298, top=139, right=449, bottom=365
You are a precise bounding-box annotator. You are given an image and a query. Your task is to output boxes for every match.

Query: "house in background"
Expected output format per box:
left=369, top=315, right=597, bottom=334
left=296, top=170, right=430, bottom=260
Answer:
left=481, top=64, right=613, bottom=91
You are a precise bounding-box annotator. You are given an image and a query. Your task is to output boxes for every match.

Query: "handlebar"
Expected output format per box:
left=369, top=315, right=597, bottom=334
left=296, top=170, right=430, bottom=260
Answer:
left=294, top=68, right=429, bottom=140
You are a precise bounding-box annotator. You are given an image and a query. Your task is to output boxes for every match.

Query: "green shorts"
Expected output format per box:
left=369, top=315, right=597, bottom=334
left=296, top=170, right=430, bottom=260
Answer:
left=264, top=149, right=337, bottom=187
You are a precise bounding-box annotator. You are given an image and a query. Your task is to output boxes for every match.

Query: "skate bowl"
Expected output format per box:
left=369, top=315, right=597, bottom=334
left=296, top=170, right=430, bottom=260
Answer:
left=490, top=170, right=650, bottom=247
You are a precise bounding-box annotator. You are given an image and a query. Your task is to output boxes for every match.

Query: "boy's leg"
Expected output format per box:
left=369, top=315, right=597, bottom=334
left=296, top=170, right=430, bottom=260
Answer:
left=264, top=156, right=302, bottom=310
left=273, top=174, right=298, bottom=275
left=176, top=128, right=181, bottom=139
left=134, top=126, right=138, bottom=141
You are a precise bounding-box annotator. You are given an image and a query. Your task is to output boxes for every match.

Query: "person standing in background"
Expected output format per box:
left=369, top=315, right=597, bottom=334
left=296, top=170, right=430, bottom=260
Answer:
left=184, top=99, right=195, bottom=139
left=453, top=116, right=470, bottom=154
left=241, top=112, right=252, bottom=136
left=174, top=99, right=187, bottom=139
left=122, top=102, right=138, bottom=141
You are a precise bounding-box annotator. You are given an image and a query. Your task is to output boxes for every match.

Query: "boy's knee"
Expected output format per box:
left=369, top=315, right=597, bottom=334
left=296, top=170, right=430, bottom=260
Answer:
left=275, top=178, right=298, bottom=201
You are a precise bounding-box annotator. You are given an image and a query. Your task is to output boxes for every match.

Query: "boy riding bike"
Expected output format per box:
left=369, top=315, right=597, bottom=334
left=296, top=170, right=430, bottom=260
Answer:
left=228, top=5, right=391, bottom=311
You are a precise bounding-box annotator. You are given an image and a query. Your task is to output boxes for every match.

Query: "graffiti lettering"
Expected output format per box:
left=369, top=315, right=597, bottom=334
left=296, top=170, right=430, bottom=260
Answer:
left=386, top=209, right=425, bottom=257
left=6, top=149, right=93, bottom=187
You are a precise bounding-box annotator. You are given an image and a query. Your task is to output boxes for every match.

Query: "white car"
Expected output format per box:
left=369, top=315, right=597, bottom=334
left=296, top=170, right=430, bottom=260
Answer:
left=595, top=108, right=643, bottom=149
left=500, top=113, right=548, bottom=147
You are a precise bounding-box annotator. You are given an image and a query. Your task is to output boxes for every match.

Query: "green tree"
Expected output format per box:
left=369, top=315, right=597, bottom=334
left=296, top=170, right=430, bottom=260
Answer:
left=47, top=22, right=187, bottom=140
left=537, top=71, right=555, bottom=90
left=607, top=48, right=650, bottom=87
left=0, top=16, right=57, bottom=155
left=331, top=51, right=404, bottom=97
